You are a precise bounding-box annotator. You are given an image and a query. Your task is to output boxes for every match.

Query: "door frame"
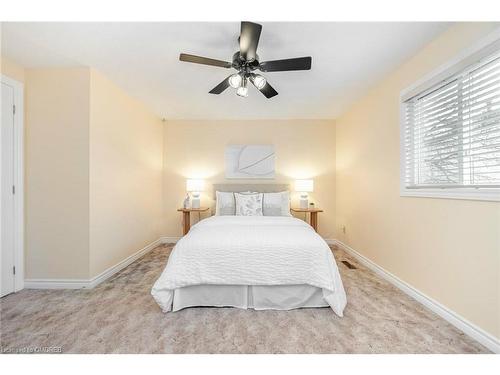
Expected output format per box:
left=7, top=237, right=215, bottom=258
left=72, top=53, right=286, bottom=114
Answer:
left=1, top=74, right=24, bottom=292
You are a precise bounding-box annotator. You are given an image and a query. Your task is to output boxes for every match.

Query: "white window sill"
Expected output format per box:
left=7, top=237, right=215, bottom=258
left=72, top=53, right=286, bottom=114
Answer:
left=400, top=188, right=500, bottom=202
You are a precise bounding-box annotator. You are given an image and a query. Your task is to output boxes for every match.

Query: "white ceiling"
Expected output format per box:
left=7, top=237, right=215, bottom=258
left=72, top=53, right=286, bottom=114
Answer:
left=1, top=22, right=450, bottom=119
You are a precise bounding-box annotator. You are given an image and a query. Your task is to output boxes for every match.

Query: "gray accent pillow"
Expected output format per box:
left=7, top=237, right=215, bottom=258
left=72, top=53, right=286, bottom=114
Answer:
left=263, top=191, right=291, bottom=217
left=215, top=191, right=235, bottom=216
left=235, top=193, right=264, bottom=216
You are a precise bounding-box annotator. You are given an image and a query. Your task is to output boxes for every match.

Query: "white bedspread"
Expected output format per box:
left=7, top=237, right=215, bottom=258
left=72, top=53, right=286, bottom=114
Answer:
left=151, top=216, right=347, bottom=316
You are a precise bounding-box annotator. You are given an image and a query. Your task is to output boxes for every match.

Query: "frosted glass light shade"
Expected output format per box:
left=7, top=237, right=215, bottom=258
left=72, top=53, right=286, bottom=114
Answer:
left=236, top=86, right=248, bottom=97
left=253, top=75, right=267, bottom=89
left=186, top=179, right=204, bottom=192
left=295, top=179, right=313, bottom=192
left=229, top=74, right=242, bottom=88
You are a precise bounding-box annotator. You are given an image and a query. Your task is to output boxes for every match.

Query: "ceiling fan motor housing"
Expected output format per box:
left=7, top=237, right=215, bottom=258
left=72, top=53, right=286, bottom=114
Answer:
left=232, top=51, right=260, bottom=72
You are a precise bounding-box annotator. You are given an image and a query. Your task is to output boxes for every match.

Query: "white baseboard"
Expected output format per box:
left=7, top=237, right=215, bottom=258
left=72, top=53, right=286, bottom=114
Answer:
left=323, top=238, right=336, bottom=245
left=87, top=238, right=162, bottom=288
left=24, top=279, right=89, bottom=289
left=160, top=236, right=181, bottom=244
left=24, top=238, right=162, bottom=290
left=334, top=239, right=500, bottom=354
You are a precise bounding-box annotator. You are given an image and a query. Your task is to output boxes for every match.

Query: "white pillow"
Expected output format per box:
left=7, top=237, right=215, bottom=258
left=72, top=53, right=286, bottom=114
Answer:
left=235, top=193, right=263, bottom=216
left=263, top=191, right=291, bottom=217
left=215, top=191, right=235, bottom=216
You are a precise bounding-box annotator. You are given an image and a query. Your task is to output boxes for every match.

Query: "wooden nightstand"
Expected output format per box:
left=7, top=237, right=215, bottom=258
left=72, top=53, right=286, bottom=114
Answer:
left=177, top=207, right=209, bottom=235
left=290, top=208, right=323, bottom=232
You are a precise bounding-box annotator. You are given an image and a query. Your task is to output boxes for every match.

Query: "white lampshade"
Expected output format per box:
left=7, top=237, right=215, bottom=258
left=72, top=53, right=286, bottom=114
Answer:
left=294, top=179, right=314, bottom=192
left=186, top=179, right=204, bottom=192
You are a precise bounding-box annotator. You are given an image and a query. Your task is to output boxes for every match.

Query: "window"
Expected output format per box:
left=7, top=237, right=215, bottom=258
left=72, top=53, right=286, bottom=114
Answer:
left=401, top=43, right=500, bottom=201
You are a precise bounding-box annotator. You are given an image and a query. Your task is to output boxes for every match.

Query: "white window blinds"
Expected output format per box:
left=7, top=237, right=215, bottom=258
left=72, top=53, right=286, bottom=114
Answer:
left=403, top=50, right=500, bottom=189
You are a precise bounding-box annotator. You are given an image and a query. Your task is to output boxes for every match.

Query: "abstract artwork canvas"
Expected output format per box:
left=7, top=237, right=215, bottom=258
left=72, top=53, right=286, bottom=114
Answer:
left=225, top=145, right=275, bottom=179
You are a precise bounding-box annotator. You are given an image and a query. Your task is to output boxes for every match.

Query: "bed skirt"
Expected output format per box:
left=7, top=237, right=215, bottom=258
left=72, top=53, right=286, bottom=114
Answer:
left=172, top=284, right=329, bottom=311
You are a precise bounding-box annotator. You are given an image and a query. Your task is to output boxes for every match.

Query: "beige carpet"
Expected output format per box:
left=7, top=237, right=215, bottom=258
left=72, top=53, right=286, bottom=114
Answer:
left=0, top=244, right=489, bottom=354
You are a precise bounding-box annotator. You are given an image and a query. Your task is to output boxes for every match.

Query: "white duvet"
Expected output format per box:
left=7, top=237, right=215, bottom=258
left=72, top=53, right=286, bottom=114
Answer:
left=151, top=216, right=347, bottom=316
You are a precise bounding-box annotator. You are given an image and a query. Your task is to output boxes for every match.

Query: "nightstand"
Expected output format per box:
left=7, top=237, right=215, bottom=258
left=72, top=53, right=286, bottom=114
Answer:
left=177, top=207, right=209, bottom=235
left=290, top=208, right=323, bottom=232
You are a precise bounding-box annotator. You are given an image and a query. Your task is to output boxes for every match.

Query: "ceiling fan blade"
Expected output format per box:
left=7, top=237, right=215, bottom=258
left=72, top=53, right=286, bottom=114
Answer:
left=239, top=21, right=262, bottom=62
left=209, top=76, right=231, bottom=94
left=249, top=75, right=278, bottom=99
left=259, top=56, right=312, bottom=72
left=258, top=82, right=279, bottom=99
left=179, top=53, right=232, bottom=68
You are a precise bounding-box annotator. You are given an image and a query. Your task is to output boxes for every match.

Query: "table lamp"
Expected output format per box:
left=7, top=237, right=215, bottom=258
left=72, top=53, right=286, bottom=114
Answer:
left=294, top=179, right=313, bottom=209
left=186, top=179, right=204, bottom=209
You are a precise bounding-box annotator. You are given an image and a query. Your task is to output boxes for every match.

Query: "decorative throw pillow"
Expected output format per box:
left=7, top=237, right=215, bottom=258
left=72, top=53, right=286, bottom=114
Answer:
left=215, top=191, right=235, bottom=215
left=235, top=193, right=264, bottom=216
left=263, top=191, right=291, bottom=216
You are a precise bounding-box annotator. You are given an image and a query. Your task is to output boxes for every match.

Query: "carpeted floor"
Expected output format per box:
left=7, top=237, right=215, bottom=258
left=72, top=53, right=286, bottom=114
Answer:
left=0, top=244, right=489, bottom=354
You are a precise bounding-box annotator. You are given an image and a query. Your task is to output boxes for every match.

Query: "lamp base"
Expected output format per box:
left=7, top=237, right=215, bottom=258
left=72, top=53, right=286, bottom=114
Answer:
left=300, top=198, right=309, bottom=209
left=191, top=197, right=200, bottom=209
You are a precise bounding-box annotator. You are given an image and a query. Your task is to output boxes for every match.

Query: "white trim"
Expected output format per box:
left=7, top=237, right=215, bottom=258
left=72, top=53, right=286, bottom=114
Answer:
left=24, top=278, right=89, bottom=290
left=399, top=188, right=500, bottom=201
left=24, top=238, right=162, bottom=290
left=160, top=236, right=181, bottom=244
left=400, top=27, right=500, bottom=101
left=334, top=239, right=500, bottom=354
left=1, top=74, right=24, bottom=292
left=399, top=27, right=500, bottom=202
left=87, top=238, right=162, bottom=288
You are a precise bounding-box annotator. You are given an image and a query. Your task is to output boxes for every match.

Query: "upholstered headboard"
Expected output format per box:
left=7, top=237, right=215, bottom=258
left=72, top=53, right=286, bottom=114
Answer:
left=212, top=183, right=290, bottom=199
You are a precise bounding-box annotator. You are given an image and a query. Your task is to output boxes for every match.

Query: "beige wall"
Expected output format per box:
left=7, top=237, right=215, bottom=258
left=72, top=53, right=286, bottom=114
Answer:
left=22, top=66, right=163, bottom=280
left=89, top=69, right=163, bottom=278
left=25, top=68, right=91, bottom=279
left=335, top=23, right=500, bottom=339
left=1, top=56, right=25, bottom=83
left=163, top=120, right=336, bottom=238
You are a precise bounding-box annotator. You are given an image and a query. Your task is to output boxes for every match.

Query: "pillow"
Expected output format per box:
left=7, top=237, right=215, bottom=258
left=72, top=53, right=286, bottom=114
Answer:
left=263, top=191, right=291, bottom=217
left=235, top=192, right=263, bottom=216
left=215, top=191, right=235, bottom=216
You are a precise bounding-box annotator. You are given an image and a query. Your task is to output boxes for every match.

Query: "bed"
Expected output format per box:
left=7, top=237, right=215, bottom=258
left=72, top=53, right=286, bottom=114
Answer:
left=151, top=184, right=347, bottom=317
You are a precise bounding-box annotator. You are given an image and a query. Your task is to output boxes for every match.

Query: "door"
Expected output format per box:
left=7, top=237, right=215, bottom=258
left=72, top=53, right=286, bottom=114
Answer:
left=1, top=81, right=15, bottom=297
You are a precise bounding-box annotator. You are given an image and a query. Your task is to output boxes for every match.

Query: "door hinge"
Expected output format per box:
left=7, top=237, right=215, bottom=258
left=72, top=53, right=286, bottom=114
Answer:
left=12, top=185, right=15, bottom=195
left=13, top=105, right=16, bottom=115
left=13, top=266, right=16, bottom=275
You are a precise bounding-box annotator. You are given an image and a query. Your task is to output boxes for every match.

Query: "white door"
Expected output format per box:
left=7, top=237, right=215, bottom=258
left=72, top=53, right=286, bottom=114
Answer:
left=1, top=82, right=15, bottom=297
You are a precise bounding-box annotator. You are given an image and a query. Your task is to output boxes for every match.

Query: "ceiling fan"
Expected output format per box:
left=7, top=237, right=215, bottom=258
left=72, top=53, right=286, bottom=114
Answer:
left=179, top=21, right=312, bottom=99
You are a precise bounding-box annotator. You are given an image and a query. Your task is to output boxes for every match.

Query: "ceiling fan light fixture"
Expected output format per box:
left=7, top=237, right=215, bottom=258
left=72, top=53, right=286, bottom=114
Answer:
left=236, top=76, right=248, bottom=97
left=180, top=21, right=312, bottom=99
left=253, top=74, right=267, bottom=89
left=236, top=85, right=248, bottom=97
left=229, top=73, right=243, bottom=88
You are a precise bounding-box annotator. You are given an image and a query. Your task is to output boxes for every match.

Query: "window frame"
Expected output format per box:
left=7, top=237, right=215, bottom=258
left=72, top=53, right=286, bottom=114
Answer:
left=400, top=28, right=500, bottom=202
